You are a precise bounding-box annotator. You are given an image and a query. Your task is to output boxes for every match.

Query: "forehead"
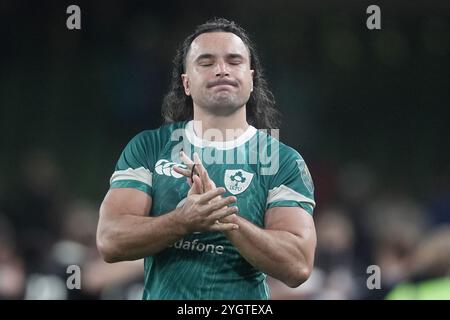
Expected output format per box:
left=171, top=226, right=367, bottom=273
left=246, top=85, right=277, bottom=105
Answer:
left=187, top=32, right=250, bottom=61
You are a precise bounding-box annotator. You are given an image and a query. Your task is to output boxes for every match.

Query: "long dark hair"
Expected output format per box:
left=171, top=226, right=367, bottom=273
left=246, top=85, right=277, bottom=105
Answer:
left=161, top=18, right=280, bottom=129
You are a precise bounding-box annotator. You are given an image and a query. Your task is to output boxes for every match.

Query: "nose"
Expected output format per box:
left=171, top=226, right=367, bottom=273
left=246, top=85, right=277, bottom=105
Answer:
left=215, top=61, right=230, bottom=77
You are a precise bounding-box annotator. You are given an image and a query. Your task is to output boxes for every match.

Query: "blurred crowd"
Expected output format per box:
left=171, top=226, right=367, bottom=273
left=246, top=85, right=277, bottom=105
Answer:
left=1, top=2, right=448, bottom=300
left=1, top=149, right=449, bottom=300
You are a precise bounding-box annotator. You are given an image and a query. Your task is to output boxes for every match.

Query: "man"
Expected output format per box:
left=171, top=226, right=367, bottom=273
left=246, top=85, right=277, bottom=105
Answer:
left=96, top=18, right=316, bottom=299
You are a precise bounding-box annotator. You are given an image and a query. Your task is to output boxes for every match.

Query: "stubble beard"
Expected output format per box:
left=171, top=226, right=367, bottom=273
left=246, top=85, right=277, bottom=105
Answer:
left=198, top=90, right=250, bottom=116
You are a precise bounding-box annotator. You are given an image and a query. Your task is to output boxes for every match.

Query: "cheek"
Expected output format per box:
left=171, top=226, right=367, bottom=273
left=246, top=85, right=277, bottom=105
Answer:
left=190, top=69, right=210, bottom=90
left=186, top=75, right=200, bottom=94
left=241, top=72, right=253, bottom=91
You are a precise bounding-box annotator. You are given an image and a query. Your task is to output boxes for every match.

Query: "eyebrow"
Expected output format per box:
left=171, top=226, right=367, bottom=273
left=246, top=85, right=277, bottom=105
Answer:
left=195, top=53, right=215, bottom=62
left=227, top=53, right=245, bottom=60
left=195, top=53, right=246, bottom=62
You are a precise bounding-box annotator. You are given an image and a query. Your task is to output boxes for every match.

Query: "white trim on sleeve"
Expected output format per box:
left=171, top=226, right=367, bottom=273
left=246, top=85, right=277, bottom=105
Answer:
left=110, top=167, right=153, bottom=186
left=267, top=184, right=315, bottom=208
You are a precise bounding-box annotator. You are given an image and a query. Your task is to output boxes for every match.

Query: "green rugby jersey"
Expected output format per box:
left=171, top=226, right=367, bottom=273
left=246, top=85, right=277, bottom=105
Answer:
left=109, top=120, right=315, bottom=300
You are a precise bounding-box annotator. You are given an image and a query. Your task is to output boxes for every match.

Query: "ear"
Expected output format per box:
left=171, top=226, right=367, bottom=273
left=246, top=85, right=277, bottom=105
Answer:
left=250, top=70, right=254, bottom=92
left=181, top=74, right=190, bottom=96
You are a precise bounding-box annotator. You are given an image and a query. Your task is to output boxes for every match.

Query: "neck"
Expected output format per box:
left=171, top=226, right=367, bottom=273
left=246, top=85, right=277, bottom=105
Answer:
left=192, top=106, right=249, bottom=142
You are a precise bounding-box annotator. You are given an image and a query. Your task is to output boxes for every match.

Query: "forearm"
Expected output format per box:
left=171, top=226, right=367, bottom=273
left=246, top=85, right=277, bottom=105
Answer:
left=224, top=216, right=312, bottom=288
left=97, top=208, right=187, bottom=262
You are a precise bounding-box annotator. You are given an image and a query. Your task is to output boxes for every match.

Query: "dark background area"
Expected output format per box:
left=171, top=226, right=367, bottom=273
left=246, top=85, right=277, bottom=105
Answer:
left=0, top=0, right=449, bottom=299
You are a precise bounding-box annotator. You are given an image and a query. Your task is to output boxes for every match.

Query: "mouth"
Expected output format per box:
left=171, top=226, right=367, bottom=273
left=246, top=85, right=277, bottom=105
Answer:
left=212, top=84, right=234, bottom=91
left=208, top=80, right=238, bottom=89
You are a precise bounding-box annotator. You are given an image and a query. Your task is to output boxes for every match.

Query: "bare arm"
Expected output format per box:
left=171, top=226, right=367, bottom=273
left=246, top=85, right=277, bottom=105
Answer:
left=97, top=188, right=184, bottom=263
left=223, top=207, right=316, bottom=288
left=96, top=184, right=238, bottom=263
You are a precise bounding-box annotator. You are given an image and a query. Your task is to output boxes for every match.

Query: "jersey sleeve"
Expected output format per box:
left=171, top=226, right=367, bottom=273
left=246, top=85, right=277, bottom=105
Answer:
left=109, top=131, right=157, bottom=196
left=266, top=147, right=315, bottom=215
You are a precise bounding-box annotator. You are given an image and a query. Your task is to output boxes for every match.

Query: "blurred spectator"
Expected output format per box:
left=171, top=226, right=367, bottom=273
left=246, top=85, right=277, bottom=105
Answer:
left=361, top=195, right=430, bottom=298
left=386, top=225, right=450, bottom=299
left=22, top=199, right=144, bottom=299
left=313, top=207, right=360, bottom=299
left=1, top=2, right=448, bottom=300
left=57, top=200, right=144, bottom=299
left=4, top=150, right=69, bottom=274
left=0, top=214, right=25, bottom=299
left=428, top=165, right=450, bottom=224
left=337, top=163, right=377, bottom=207
left=270, top=207, right=361, bottom=299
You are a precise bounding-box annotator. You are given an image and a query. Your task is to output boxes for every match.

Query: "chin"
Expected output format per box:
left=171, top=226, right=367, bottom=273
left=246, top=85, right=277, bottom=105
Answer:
left=211, top=101, right=242, bottom=111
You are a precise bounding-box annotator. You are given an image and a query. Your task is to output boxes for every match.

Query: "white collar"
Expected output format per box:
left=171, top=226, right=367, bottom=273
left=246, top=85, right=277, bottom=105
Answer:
left=184, top=120, right=257, bottom=150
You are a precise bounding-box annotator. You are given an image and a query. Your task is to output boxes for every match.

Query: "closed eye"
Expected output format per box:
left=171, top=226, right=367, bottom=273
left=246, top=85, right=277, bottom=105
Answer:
left=227, top=53, right=245, bottom=65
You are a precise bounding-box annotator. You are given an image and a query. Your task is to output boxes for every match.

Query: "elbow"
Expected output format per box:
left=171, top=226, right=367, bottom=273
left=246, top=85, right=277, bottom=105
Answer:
left=96, top=227, right=122, bottom=263
left=97, top=241, right=118, bottom=264
left=284, top=265, right=312, bottom=288
left=96, top=206, right=126, bottom=263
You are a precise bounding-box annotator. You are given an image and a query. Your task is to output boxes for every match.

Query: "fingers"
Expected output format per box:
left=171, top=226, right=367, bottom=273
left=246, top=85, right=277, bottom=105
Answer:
left=210, top=221, right=239, bottom=232
left=209, top=206, right=238, bottom=221
left=178, top=152, right=217, bottom=191
left=180, top=151, right=203, bottom=176
left=207, top=195, right=237, bottom=211
left=198, top=187, right=226, bottom=204
left=192, top=175, right=204, bottom=194
left=172, top=166, right=198, bottom=190
left=197, top=163, right=212, bottom=190
left=178, top=151, right=203, bottom=187
left=193, top=152, right=202, bottom=165
left=172, top=165, right=191, bottom=178
left=192, top=153, right=216, bottom=191
left=210, top=214, right=239, bottom=231
left=180, top=151, right=194, bottom=168
left=172, top=164, right=195, bottom=189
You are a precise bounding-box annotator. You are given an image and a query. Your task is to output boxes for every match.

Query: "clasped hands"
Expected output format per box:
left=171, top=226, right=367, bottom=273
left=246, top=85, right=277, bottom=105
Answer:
left=172, top=151, right=239, bottom=233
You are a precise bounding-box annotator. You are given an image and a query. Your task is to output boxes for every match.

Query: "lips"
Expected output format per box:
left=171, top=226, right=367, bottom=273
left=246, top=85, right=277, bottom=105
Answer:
left=208, top=80, right=237, bottom=88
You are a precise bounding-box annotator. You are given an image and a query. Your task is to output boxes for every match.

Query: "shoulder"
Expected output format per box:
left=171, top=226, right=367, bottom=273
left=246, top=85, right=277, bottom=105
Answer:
left=259, top=131, right=313, bottom=188
left=255, top=129, right=304, bottom=162
left=279, top=143, right=303, bottom=162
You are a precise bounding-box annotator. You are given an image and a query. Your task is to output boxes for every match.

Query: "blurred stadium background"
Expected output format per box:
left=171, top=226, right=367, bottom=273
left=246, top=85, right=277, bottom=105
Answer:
left=0, top=0, right=449, bottom=299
